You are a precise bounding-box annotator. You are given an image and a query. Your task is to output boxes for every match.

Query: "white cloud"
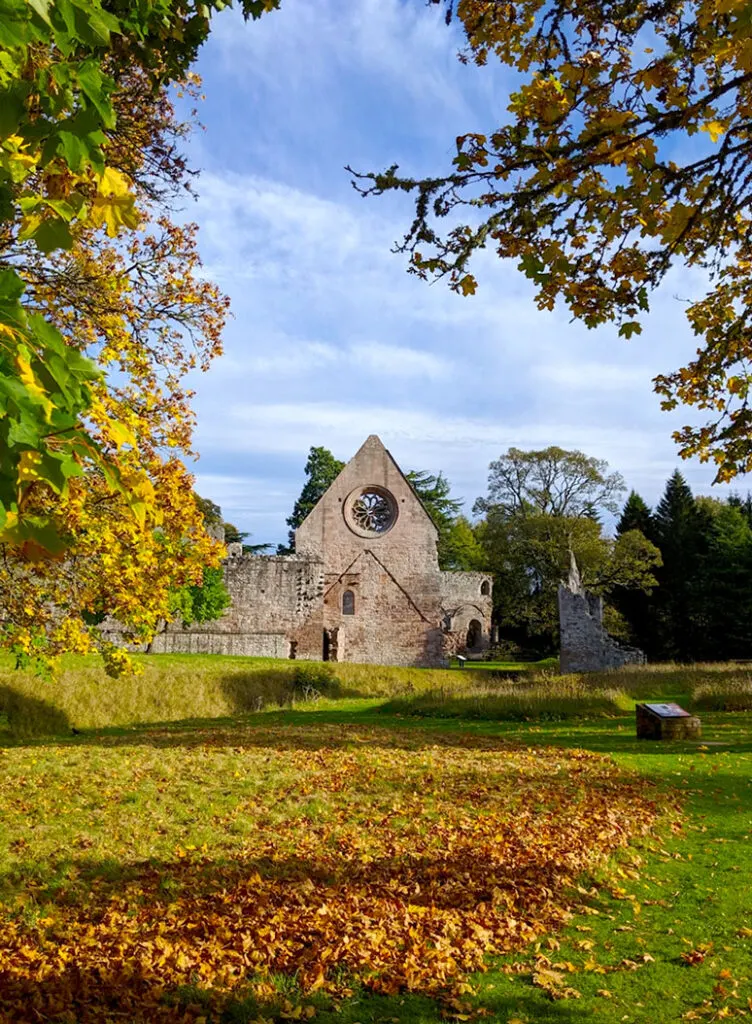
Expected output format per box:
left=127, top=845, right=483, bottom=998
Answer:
left=209, top=0, right=485, bottom=131
left=179, top=0, right=750, bottom=545
left=348, top=342, right=451, bottom=379
left=536, top=362, right=655, bottom=391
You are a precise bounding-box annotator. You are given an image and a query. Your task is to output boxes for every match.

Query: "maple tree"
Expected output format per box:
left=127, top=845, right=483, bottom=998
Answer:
left=0, top=1, right=279, bottom=669
left=354, top=0, right=752, bottom=480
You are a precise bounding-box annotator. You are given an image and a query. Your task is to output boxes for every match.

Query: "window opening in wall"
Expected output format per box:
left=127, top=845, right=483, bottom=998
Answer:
left=342, top=590, right=355, bottom=615
left=481, top=580, right=490, bottom=595
left=322, top=631, right=330, bottom=661
left=466, top=619, right=482, bottom=649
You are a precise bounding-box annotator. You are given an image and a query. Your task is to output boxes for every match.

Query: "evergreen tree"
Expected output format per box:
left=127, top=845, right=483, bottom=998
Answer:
left=693, top=500, right=752, bottom=661
left=727, top=492, right=752, bottom=530
left=406, top=470, right=464, bottom=569
left=611, top=491, right=657, bottom=651
left=617, top=491, right=654, bottom=539
left=278, top=447, right=346, bottom=554
left=650, top=471, right=711, bottom=660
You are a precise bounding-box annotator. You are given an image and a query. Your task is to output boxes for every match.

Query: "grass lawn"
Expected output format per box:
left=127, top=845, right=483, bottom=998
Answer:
left=0, top=660, right=751, bottom=1022
left=445, top=658, right=558, bottom=673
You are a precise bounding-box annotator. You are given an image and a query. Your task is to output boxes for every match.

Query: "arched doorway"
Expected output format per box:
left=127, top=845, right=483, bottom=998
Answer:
left=466, top=619, right=482, bottom=650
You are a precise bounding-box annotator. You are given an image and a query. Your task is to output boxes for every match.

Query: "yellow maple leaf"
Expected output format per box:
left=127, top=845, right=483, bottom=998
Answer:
left=105, top=417, right=137, bottom=449
left=90, top=167, right=140, bottom=237
left=701, top=120, right=726, bottom=143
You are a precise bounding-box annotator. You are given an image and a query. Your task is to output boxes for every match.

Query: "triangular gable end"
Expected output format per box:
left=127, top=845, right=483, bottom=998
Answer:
left=295, top=434, right=438, bottom=541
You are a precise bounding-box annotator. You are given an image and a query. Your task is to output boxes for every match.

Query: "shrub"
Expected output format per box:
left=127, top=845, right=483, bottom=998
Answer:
left=291, top=662, right=340, bottom=700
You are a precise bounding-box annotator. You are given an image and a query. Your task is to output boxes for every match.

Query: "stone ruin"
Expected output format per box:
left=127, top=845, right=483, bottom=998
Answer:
left=558, top=552, right=645, bottom=673
left=106, top=436, right=494, bottom=668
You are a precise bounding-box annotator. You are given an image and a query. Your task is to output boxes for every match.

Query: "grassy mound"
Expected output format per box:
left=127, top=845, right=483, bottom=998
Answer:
left=381, top=676, right=632, bottom=720
left=3, top=654, right=752, bottom=737
left=0, top=654, right=491, bottom=737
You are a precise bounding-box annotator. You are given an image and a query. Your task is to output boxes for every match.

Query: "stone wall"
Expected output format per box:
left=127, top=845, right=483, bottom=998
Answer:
left=151, top=555, right=325, bottom=660
left=297, top=436, right=494, bottom=666
left=151, top=630, right=289, bottom=658
left=558, top=554, right=645, bottom=673
left=439, top=571, right=493, bottom=655
left=321, top=551, right=446, bottom=667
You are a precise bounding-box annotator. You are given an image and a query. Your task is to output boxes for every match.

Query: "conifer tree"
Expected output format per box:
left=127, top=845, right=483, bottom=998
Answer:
left=406, top=470, right=464, bottom=569
left=617, top=492, right=655, bottom=540
left=612, top=491, right=658, bottom=653
left=651, top=472, right=711, bottom=660
left=279, top=447, right=346, bottom=554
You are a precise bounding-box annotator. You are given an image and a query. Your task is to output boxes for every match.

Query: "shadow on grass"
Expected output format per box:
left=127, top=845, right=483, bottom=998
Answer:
left=0, top=684, right=71, bottom=739
left=2, top=699, right=751, bottom=759
left=1, top=674, right=750, bottom=763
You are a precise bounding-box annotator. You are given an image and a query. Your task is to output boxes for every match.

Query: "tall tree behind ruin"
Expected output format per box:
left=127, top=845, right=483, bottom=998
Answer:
left=475, top=447, right=658, bottom=654
left=610, top=491, right=659, bottom=654
left=474, top=447, right=625, bottom=519
left=278, top=447, right=347, bottom=554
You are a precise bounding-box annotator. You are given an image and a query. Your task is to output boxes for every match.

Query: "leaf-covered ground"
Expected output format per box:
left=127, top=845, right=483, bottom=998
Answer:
left=0, top=723, right=666, bottom=1022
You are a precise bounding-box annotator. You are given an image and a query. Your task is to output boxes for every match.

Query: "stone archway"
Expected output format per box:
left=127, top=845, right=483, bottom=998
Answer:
left=466, top=619, right=482, bottom=650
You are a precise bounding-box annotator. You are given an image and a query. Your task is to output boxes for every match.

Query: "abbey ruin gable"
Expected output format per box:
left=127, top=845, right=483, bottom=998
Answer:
left=148, top=435, right=493, bottom=667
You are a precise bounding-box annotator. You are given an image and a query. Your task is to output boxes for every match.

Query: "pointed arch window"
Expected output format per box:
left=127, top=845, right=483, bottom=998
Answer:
left=342, top=590, right=355, bottom=615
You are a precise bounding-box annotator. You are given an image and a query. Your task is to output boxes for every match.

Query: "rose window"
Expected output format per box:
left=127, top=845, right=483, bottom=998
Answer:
left=344, top=487, right=397, bottom=537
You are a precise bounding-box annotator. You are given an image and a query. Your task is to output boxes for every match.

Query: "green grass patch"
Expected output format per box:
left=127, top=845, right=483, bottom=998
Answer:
left=1, top=659, right=752, bottom=1022
left=446, top=655, right=558, bottom=673
left=4, top=654, right=752, bottom=738
left=381, top=676, right=632, bottom=720
left=0, top=653, right=496, bottom=737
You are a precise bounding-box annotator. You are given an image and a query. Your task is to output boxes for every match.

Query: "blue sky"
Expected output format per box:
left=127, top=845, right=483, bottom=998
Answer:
left=177, top=0, right=745, bottom=547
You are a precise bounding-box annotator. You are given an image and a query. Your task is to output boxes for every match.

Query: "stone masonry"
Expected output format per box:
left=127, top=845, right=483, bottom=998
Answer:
left=150, top=436, right=493, bottom=667
left=558, top=552, right=645, bottom=673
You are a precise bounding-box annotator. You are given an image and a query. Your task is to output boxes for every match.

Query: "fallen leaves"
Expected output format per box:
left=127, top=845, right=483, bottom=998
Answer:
left=681, top=944, right=713, bottom=966
left=531, top=965, right=581, bottom=1001
left=0, top=724, right=667, bottom=1021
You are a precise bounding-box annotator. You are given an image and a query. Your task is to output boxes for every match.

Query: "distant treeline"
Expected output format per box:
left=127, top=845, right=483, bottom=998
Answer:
left=611, top=472, right=752, bottom=662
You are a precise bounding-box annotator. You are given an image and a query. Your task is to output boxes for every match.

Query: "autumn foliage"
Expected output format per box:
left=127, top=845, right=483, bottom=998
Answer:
left=0, top=724, right=667, bottom=1021
left=0, top=3, right=269, bottom=668
left=356, top=0, right=752, bottom=479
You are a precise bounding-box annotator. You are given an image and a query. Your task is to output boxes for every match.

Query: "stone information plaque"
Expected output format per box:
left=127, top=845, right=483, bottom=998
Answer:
left=636, top=702, right=702, bottom=740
